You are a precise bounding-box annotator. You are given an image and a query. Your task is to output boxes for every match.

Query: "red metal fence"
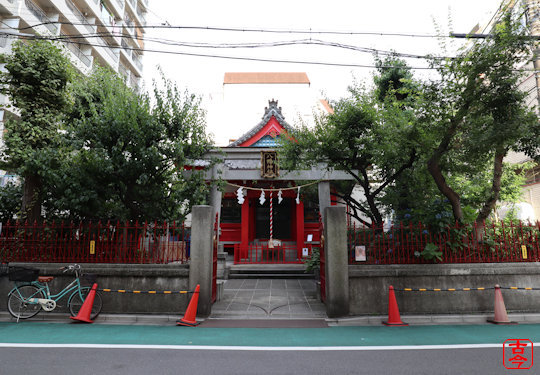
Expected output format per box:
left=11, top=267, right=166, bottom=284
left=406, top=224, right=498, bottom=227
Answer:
left=234, top=243, right=302, bottom=264
left=348, top=221, right=540, bottom=265
left=0, top=221, right=190, bottom=264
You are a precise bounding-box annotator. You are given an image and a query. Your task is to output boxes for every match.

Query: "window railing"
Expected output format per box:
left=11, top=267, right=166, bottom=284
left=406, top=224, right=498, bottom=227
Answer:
left=0, top=36, right=9, bottom=48
left=114, top=0, right=124, bottom=10
left=118, top=63, right=129, bottom=80
left=65, top=0, right=95, bottom=33
left=61, top=32, right=91, bottom=67
left=97, top=35, right=119, bottom=62
left=132, top=52, right=142, bottom=71
left=25, top=0, right=57, bottom=34
left=129, top=74, right=139, bottom=89
left=136, top=7, right=145, bottom=25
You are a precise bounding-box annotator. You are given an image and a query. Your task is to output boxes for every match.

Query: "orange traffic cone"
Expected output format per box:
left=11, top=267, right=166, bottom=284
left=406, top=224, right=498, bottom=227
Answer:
left=177, top=284, right=200, bottom=327
left=487, top=285, right=517, bottom=325
left=70, top=283, right=98, bottom=323
left=383, top=285, right=408, bottom=326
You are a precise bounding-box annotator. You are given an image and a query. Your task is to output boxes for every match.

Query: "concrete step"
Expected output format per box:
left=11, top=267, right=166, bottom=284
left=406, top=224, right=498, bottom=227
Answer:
left=228, top=264, right=314, bottom=279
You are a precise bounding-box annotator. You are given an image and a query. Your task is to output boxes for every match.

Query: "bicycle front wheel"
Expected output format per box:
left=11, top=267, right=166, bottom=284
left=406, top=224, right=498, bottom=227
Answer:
left=7, top=285, right=45, bottom=320
left=68, top=287, right=103, bottom=320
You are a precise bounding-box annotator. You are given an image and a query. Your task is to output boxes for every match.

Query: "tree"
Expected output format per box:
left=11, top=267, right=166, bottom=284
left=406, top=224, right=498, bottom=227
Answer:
left=280, top=77, right=418, bottom=227
left=422, top=11, right=540, bottom=226
left=0, top=182, right=22, bottom=222
left=0, top=40, right=72, bottom=222
left=44, top=68, right=213, bottom=222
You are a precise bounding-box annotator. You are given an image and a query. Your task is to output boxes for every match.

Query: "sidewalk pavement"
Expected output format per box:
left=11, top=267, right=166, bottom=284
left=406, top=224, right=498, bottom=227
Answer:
left=2, top=277, right=540, bottom=327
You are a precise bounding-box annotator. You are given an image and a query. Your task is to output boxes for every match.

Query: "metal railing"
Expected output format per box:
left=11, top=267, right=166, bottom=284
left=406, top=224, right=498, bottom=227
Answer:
left=234, top=243, right=303, bottom=264
left=97, top=35, right=119, bottom=62
left=129, top=74, right=139, bottom=89
left=348, top=220, right=540, bottom=265
left=136, top=7, right=145, bottom=25
left=24, top=0, right=57, bottom=34
left=0, top=35, right=10, bottom=48
left=65, top=0, right=95, bottom=33
left=0, top=221, right=190, bottom=264
left=132, top=51, right=142, bottom=71
left=60, top=32, right=91, bottom=67
left=118, top=63, right=129, bottom=80
left=113, top=0, right=124, bottom=10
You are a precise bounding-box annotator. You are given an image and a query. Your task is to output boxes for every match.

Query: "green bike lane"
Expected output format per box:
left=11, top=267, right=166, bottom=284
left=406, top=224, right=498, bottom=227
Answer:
left=0, top=322, right=539, bottom=347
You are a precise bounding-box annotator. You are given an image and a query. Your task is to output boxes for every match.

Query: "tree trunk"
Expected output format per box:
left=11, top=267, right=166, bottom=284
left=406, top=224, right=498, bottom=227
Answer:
left=21, top=173, right=42, bottom=223
left=474, top=149, right=506, bottom=239
left=427, top=157, right=464, bottom=223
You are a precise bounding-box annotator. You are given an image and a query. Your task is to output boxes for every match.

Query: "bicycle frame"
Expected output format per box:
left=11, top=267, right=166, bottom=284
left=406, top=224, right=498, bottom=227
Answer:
left=9, top=275, right=84, bottom=306
left=34, top=277, right=82, bottom=302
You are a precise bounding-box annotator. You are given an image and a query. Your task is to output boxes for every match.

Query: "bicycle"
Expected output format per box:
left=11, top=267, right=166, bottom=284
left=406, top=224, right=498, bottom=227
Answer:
left=6, top=264, right=103, bottom=321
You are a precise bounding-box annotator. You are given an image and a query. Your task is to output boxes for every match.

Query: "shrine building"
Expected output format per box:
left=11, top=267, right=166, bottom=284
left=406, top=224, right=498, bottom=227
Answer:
left=204, top=99, right=354, bottom=264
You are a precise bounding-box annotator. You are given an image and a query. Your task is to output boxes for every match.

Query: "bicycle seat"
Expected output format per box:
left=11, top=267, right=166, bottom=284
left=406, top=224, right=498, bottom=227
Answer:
left=38, top=276, right=54, bottom=283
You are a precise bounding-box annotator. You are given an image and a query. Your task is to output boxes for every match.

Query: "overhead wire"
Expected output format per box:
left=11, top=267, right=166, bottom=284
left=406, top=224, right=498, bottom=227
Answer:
left=3, top=17, right=539, bottom=72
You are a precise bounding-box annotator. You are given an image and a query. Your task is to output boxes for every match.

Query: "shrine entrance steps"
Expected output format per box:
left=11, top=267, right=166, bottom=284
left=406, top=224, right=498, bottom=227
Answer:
left=228, top=264, right=315, bottom=279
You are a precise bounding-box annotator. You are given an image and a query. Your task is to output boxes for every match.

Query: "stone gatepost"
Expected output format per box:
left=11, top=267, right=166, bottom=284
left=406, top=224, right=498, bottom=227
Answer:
left=188, top=205, right=214, bottom=317
left=324, top=206, right=350, bottom=318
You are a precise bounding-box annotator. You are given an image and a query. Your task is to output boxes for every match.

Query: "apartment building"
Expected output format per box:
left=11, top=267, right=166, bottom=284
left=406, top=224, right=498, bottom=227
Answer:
left=0, top=0, right=147, bottom=185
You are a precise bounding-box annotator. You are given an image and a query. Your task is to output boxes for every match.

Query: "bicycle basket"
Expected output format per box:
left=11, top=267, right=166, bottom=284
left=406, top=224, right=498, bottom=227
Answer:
left=8, top=267, right=39, bottom=282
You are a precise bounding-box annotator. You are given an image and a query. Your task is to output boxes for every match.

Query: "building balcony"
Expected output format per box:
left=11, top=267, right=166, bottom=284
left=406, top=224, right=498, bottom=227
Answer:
left=23, top=0, right=59, bottom=35
left=124, top=0, right=145, bottom=27
left=60, top=32, right=92, bottom=70
left=65, top=0, right=96, bottom=34
left=120, top=38, right=142, bottom=75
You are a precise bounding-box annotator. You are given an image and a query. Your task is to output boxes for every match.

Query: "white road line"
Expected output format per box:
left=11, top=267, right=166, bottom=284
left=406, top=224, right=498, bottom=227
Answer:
left=0, top=343, right=532, bottom=351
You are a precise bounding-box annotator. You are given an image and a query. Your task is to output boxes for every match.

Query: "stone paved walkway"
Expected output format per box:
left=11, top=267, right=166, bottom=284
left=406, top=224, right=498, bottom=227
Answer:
left=210, top=278, right=327, bottom=320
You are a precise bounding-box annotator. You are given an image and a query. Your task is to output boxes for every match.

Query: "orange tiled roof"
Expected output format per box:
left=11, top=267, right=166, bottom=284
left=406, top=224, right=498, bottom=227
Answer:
left=224, top=72, right=310, bottom=85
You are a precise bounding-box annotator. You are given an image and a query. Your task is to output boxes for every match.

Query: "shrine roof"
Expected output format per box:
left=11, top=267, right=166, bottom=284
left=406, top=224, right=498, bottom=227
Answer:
left=224, top=72, right=310, bottom=85
left=228, top=99, right=294, bottom=147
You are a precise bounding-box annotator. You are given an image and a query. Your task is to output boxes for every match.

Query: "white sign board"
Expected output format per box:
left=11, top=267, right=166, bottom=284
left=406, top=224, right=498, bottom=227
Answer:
left=302, top=248, right=309, bottom=257
left=306, top=234, right=313, bottom=242
left=355, top=246, right=366, bottom=262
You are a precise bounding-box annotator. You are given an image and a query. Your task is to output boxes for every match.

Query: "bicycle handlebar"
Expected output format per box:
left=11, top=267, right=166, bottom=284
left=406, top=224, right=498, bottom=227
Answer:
left=61, top=264, right=81, bottom=273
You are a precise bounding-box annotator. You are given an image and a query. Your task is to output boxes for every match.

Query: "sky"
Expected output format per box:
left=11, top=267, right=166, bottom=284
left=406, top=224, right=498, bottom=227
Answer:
left=140, top=0, right=503, bottom=143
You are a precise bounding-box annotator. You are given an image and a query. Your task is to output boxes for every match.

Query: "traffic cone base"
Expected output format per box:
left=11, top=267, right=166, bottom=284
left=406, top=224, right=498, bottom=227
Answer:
left=70, top=283, right=98, bottom=324
left=383, top=285, right=408, bottom=327
left=176, top=284, right=200, bottom=327
left=487, top=285, right=517, bottom=325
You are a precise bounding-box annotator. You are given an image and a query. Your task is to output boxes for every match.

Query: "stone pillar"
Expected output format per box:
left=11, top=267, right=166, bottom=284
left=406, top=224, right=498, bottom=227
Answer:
left=188, top=205, right=214, bottom=317
left=318, top=181, right=331, bottom=221
left=324, top=206, right=349, bottom=318
left=208, top=184, right=222, bottom=236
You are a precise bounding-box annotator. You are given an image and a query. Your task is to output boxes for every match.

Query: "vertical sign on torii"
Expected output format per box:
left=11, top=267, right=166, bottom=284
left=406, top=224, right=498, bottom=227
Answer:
left=261, top=151, right=279, bottom=178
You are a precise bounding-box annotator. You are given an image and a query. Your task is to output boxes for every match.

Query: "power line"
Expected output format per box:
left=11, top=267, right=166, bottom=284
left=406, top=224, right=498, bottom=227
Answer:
left=18, top=21, right=455, bottom=38
left=3, top=31, right=538, bottom=72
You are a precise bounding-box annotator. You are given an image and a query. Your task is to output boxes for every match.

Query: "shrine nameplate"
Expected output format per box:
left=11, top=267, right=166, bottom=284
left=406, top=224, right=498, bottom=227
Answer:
left=261, top=151, right=279, bottom=178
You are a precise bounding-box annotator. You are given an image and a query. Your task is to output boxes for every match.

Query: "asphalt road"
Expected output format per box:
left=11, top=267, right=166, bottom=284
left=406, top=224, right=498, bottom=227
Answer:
left=0, top=346, right=515, bottom=375
left=0, top=322, right=537, bottom=374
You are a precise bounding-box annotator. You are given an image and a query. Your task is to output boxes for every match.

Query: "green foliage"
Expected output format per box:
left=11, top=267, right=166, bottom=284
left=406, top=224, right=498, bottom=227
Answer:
left=422, top=10, right=539, bottom=224
left=43, top=68, right=213, bottom=222
left=303, top=247, right=320, bottom=273
left=280, top=66, right=419, bottom=227
left=420, top=243, right=443, bottom=262
left=0, top=40, right=72, bottom=221
left=0, top=182, right=22, bottom=222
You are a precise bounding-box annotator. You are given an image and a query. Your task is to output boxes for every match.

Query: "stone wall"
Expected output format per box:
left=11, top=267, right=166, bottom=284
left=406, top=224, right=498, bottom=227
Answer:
left=1, top=263, right=190, bottom=314
left=349, top=263, right=540, bottom=315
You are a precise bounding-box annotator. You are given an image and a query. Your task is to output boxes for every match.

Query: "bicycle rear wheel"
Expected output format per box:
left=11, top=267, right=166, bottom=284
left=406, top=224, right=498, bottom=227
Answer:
left=68, top=287, right=103, bottom=320
left=7, top=285, right=45, bottom=320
